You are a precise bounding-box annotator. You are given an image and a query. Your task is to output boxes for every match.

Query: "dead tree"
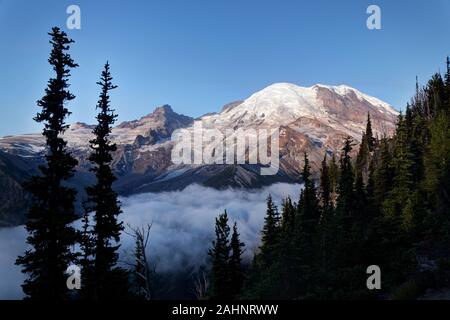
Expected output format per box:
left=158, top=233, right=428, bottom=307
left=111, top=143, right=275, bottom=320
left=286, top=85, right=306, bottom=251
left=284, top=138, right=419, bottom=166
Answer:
left=193, top=270, right=210, bottom=300
left=126, top=223, right=153, bottom=300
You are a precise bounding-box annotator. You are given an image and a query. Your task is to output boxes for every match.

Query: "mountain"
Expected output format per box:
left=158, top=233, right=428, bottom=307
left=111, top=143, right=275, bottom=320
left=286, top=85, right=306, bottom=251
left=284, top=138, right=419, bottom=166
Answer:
left=0, top=83, right=398, bottom=226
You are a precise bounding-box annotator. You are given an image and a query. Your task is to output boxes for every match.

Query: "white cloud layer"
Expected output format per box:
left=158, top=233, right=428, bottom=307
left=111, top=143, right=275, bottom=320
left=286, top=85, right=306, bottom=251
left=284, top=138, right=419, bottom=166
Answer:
left=0, top=183, right=301, bottom=299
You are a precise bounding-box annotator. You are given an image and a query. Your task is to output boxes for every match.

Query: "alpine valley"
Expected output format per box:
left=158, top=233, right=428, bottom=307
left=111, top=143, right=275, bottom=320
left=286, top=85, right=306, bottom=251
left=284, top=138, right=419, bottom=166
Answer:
left=0, top=82, right=398, bottom=226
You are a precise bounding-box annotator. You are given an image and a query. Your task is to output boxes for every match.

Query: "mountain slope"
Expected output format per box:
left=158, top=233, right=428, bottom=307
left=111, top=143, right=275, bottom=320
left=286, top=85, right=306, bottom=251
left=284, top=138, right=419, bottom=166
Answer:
left=0, top=83, right=398, bottom=225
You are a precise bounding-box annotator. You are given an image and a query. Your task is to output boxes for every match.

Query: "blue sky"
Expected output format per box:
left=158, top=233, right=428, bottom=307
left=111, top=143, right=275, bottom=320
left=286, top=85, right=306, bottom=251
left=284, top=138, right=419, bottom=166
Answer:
left=0, top=0, right=449, bottom=136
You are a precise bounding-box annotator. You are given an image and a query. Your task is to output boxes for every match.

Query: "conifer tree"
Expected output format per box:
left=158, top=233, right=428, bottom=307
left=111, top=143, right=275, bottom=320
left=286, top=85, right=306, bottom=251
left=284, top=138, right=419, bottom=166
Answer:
left=383, top=114, right=415, bottom=225
left=319, top=154, right=332, bottom=211
left=291, top=154, right=320, bottom=297
left=444, top=56, right=450, bottom=108
left=260, top=194, right=280, bottom=264
left=16, top=27, right=79, bottom=300
left=281, top=197, right=296, bottom=234
left=365, top=112, right=375, bottom=152
left=229, top=222, right=245, bottom=299
left=328, top=153, right=339, bottom=204
left=208, top=211, right=231, bottom=299
left=373, top=137, right=393, bottom=206
left=80, top=202, right=95, bottom=299
left=425, top=112, right=450, bottom=216
left=335, top=137, right=357, bottom=266
left=86, top=62, right=126, bottom=299
left=318, top=154, right=336, bottom=281
left=296, top=153, right=320, bottom=264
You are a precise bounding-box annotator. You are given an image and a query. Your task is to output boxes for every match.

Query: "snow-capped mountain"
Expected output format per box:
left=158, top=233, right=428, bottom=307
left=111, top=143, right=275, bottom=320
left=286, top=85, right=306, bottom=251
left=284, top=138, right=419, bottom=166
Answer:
left=0, top=83, right=398, bottom=226
left=200, top=83, right=396, bottom=135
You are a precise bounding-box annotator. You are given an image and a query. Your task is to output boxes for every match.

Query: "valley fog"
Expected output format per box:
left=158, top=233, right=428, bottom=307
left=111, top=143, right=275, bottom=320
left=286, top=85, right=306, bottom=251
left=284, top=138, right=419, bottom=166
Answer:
left=0, top=183, right=301, bottom=299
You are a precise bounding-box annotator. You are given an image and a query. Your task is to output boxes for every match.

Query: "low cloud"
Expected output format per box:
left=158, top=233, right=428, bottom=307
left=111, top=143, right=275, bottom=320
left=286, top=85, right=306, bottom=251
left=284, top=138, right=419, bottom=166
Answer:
left=0, top=183, right=301, bottom=299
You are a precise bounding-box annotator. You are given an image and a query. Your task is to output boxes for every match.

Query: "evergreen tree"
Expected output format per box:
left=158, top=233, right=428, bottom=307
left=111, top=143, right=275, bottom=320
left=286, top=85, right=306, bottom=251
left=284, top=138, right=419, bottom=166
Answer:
left=80, top=202, right=95, bottom=299
left=317, top=154, right=336, bottom=296
left=444, top=56, right=450, bottom=108
left=296, top=153, right=320, bottom=264
left=242, top=196, right=282, bottom=299
left=383, top=114, right=415, bottom=226
left=86, top=62, right=126, bottom=299
left=292, top=153, right=320, bottom=297
left=334, top=137, right=357, bottom=267
left=328, top=153, right=339, bottom=204
left=229, top=222, right=245, bottom=299
left=281, top=197, right=296, bottom=233
left=365, top=112, right=375, bottom=152
left=208, top=211, right=231, bottom=299
left=427, top=73, right=446, bottom=116
left=425, top=111, right=450, bottom=216
left=373, top=137, right=393, bottom=207
left=380, top=114, right=417, bottom=288
left=319, top=154, right=332, bottom=211
left=16, top=27, right=79, bottom=299
left=260, top=194, right=280, bottom=264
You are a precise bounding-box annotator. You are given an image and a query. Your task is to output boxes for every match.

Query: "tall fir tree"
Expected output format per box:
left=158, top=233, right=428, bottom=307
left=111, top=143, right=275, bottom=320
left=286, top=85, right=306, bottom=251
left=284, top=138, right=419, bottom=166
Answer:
left=383, top=113, right=415, bottom=226
left=365, top=112, right=375, bottom=152
left=292, top=153, right=320, bottom=297
left=229, top=222, right=245, bottom=299
left=319, top=154, right=332, bottom=211
left=16, top=27, right=79, bottom=299
left=260, top=194, right=280, bottom=264
left=208, top=211, right=231, bottom=299
left=373, top=137, right=393, bottom=207
left=80, top=202, right=95, bottom=299
left=86, top=62, right=127, bottom=299
left=334, top=137, right=357, bottom=267
left=317, top=154, right=336, bottom=293
left=328, top=153, right=339, bottom=204
left=295, top=153, right=320, bottom=264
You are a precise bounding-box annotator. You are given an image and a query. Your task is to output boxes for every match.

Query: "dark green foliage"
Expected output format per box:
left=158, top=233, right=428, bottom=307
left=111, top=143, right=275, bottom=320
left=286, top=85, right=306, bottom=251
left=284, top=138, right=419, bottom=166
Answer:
left=208, top=211, right=233, bottom=299
left=80, top=202, right=95, bottom=299
left=216, top=58, right=450, bottom=300
left=335, top=138, right=357, bottom=264
left=260, top=195, right=281, bottom=264
left=293, top=153, right=320, bottom=294
left=229, top=222, right=245, bottom=298
left=84, top=62, right=127, bottom=299
left=16, top=27, right=79, bottom=300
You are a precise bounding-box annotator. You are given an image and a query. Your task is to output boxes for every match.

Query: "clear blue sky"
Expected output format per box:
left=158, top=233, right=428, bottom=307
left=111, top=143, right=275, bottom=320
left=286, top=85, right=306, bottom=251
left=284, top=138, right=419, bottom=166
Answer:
left=0, top=0, right=449, bottom=136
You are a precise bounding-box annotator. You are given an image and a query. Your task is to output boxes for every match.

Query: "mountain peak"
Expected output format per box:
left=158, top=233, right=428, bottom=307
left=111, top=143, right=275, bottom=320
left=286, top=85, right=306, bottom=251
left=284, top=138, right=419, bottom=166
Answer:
left=153, top=104, right=173, bottom=114
left=240, top=82, right=397, bottom=116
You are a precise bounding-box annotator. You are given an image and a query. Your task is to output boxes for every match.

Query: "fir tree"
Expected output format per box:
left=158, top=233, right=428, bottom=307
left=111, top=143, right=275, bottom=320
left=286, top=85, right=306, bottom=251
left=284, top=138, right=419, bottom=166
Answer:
left=425, top=111, right=450, bottom=216
left=365, top=112, right=375, bottom=152
left=383, top=114, right=415, bottom=225
left=80, top=201, right=95, bottom=299
left=229, top=222, right=245, bottom=299
left=208, top=211, right=231, bottom=299
left=318, top=154, right=336, bottom=290
left=260, top=194, right=280, bottom=264
left=86, top=62, right=126, bottom=299
left=296, top=153, right=320, bottom=264
left=328, top=153, right=339, bottom=204
left=335, top=137, right=357, bottom=267
left=319, top=154, right=332, bottom=211
left=292, top=153, right=320, bottom=297
left=373, top=137, right=393, bottom=206
left=16, top=27, right=79, bottom=300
